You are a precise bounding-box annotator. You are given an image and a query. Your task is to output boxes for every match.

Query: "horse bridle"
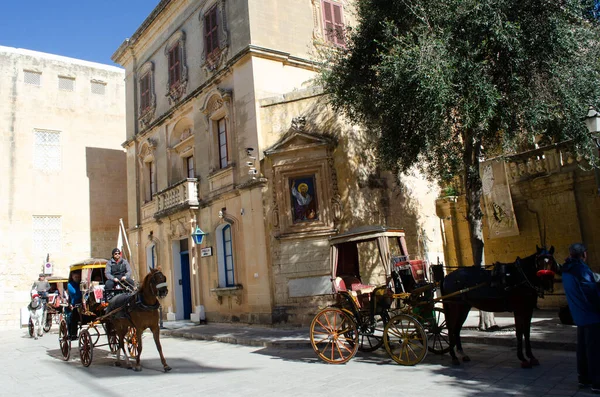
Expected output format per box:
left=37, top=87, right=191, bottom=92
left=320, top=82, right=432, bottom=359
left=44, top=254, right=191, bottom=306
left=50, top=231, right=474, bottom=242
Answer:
left=514, top=251, right=556, bottom=298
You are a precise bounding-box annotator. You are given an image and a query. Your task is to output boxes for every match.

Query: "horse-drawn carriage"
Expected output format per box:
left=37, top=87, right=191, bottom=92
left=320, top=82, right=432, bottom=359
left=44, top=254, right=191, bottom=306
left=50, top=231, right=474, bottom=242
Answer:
left=309, top=226, right=448, bottom=365
left=43, top=276, right=68, bottom=332
left=309, top=225, right=559, bottom=368
left=58, top=258, right=133, bottom=366
left=58, top=258, right=171, bottom=372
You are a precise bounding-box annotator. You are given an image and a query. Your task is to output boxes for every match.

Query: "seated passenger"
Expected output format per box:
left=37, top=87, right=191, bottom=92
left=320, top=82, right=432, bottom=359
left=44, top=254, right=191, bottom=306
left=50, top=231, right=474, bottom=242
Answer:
left=66, top=271, right=82, bottom=340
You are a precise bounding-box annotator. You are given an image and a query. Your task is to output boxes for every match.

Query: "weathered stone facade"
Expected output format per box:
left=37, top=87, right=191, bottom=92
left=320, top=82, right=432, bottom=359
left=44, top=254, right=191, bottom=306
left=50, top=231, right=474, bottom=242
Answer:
left=437, top=142, right=600, bottom=308
left=113, top=0, right=444, bottom=325
left=0, top=46, right=127, bottom=327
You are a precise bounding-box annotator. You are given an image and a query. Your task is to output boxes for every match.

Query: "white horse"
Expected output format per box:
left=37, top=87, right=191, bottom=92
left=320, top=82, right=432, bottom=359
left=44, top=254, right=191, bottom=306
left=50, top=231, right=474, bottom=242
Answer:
left=28, top=292, right=46, bottom=339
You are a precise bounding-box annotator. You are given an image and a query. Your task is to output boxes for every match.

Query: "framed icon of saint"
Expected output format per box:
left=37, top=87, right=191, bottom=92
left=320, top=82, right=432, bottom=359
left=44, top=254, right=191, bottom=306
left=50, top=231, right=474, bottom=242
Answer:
left=289, top=175, right=319, bottom=223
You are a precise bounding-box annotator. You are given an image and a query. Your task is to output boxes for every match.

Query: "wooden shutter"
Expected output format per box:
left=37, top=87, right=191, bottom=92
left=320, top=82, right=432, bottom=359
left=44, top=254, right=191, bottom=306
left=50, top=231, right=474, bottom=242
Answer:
left=168, top=45, right=180, bottom=87
left=140, top=74, right=150, bottom=111
left=205, top=7, right=219, bottom=56
left=322, top=0, right=345, bottom=46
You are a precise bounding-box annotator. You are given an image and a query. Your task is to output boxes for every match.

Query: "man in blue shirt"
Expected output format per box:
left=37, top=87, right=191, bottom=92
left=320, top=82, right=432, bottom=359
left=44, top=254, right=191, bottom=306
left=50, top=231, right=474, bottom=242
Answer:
left=66, top=271, right=82, bottom=340
left=561, top=243, right=600, bottom=393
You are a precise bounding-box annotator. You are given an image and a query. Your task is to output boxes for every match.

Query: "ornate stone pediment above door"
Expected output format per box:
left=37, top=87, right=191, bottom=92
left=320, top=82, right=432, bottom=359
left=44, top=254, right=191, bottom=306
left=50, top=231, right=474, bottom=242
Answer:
left=265, top=126, right=342, bottom=238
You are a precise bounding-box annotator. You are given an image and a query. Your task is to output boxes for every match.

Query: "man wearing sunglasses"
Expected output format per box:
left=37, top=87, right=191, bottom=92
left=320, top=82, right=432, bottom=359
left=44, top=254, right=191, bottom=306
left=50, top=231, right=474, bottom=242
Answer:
left=105, top=248, right=134, bottom=292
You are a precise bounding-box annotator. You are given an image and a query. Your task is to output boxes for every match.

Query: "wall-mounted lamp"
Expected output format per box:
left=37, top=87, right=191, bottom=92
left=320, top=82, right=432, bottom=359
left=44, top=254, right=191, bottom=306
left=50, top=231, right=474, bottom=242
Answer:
left=148, top=230, right=154, bottom=241
left=192, top=226, right=207, bottom=245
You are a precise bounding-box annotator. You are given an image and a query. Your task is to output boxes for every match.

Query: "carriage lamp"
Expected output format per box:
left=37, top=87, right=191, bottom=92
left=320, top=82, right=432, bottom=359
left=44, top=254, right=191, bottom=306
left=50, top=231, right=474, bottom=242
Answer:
left=192, top=226, right=207, bottom=245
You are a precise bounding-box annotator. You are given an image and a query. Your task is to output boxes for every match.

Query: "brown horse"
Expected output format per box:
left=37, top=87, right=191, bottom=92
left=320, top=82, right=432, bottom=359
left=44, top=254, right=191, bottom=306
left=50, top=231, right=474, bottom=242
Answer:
left=106, top=268, right=171, bottom=372
left=441, top=246, right=558, bottom=368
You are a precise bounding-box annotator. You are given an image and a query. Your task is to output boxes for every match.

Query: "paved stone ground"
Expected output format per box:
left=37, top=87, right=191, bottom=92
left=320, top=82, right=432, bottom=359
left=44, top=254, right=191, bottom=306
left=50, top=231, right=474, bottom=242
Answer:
left=2, top=327, right=596, bottom=397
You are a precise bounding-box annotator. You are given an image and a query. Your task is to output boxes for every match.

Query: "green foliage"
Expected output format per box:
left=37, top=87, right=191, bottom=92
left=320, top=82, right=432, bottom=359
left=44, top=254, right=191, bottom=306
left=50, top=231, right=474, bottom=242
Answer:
left=320, top=0, right=600, bottom=183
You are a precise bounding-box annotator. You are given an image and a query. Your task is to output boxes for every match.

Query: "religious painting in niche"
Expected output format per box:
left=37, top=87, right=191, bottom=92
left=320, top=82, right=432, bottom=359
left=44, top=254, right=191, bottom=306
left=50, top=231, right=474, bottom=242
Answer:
left=289, top=175, right=319, bottom=223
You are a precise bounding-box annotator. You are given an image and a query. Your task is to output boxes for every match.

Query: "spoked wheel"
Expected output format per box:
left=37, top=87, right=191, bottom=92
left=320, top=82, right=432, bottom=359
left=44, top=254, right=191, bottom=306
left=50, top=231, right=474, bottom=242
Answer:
left=59, top=319, right=71, bottom=361
left=28, top=318, right=34, bottom=338
left=309, top=307, right=358, bottom=364
left=106, top=324, right=119, bottom=354
left=357, top=313, right=385, bottom=352
left=79, top=329, right=94, bottom=367
left=43, top=312, right=52, bottom=332
left=126, top=327, right=138, bottom=358
left=384, top=314, right=428, bottom=366
left=425, top=307, right=451, bottom=354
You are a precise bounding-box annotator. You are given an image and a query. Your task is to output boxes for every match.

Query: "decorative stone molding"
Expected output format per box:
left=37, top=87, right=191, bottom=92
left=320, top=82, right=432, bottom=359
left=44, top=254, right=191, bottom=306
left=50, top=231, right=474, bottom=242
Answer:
left=291, top=116, right=306, bottom=132
left=164, top=30, right=189, bottom=105
left=199, top=0, right=229, bottom=74
left=138, top=61, right=156, bottom=129
left=210, top=285, right=243, bottom=305
left=168, top=218, right=189, bottom=240
left=138, top=138, right=158, bottom=164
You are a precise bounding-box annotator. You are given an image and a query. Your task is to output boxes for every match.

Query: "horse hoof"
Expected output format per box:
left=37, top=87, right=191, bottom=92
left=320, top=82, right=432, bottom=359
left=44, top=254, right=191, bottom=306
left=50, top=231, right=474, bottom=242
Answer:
left=452, top=358, right=461, bottom=366
left=530, top=358, right=540, bottom=366
left=115, top=362, right=121, bottom=367
left=164, top=366, right=172, bottom=372
left=134, top=367, right=142, bottom=372
left=521, top=361, right=532, bottom=369
left=462, top=356, right=471, bottom=363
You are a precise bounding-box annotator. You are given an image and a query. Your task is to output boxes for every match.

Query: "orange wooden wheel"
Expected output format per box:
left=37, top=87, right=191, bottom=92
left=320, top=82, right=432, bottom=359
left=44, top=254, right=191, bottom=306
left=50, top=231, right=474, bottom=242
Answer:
left=310, top=308, right=358, bottom=364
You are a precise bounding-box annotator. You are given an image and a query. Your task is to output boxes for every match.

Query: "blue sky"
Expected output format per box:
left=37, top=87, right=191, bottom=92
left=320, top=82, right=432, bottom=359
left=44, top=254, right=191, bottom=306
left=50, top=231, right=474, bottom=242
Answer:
left=0, top=1, right=161, bottom=66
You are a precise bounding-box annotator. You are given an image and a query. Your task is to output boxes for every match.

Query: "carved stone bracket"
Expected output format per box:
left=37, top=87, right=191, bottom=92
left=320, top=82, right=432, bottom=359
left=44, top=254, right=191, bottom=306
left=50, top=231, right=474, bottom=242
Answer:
left=210, top=285, right=243, bottom=305
left=291, top=116, right=306, bottom=132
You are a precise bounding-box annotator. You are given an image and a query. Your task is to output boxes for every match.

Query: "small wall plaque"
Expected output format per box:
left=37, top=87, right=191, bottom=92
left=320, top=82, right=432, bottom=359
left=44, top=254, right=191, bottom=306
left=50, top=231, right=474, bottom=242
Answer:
left=200, top=247, right=213, bottom=257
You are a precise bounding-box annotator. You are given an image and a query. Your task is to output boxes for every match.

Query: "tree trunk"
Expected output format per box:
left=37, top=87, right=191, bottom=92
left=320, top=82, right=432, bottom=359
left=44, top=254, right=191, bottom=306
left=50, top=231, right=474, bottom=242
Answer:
left=463, top=133, right=498, bottom=331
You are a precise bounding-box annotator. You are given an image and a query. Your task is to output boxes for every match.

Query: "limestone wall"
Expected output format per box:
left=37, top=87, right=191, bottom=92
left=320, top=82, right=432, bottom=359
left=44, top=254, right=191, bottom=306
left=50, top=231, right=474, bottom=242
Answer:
left=0, top=46, right=126, bottom=327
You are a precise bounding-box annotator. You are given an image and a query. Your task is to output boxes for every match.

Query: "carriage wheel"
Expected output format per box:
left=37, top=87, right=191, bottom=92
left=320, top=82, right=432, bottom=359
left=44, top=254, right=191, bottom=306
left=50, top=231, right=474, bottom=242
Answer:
left=59, top=319, right=71, bottom=361
left=357, top=313, right=385, bottom=352
left=106, top=325, right=119, bottom=354
left=126, top=327, right=138, bottom=358
left=310, top=308, right=358, bottom=364
left=43, top=313, right=53, bottom=332
left=425, top=307, right=450, bottom=354
left=79, top=329, right=94, bottom=367
left=384, top=314, right=428, bottom=366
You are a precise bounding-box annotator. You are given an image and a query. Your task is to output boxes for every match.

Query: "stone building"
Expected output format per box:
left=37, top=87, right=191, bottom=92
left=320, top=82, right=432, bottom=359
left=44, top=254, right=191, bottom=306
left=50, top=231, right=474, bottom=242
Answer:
left=0, top=46, right=127, bottom=327
left=113, top=0, right=443, bottom=325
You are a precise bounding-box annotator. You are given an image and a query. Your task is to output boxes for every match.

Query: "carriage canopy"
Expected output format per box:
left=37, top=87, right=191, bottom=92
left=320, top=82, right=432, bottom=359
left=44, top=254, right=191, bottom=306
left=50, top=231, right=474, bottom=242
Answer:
left=329, top=226, right=408, bottom=287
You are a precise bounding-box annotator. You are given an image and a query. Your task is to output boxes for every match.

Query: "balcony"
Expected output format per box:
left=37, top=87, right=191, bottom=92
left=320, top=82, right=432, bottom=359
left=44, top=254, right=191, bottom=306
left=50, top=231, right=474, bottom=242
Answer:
left=503, top=141, right=583, bottom=182
left=154, top=178, right=199, bottom=219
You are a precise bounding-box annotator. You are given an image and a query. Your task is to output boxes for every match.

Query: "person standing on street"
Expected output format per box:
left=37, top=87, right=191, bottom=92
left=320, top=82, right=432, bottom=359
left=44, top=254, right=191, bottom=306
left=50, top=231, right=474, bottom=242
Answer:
left=561, top=243, right=600, bottom=393
left=104, top=248, right=134, bottom=291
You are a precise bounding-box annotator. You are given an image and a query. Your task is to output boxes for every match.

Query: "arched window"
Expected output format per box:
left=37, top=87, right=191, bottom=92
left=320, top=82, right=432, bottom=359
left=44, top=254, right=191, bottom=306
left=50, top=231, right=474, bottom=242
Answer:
left=216, top=223, right=235, bottom=287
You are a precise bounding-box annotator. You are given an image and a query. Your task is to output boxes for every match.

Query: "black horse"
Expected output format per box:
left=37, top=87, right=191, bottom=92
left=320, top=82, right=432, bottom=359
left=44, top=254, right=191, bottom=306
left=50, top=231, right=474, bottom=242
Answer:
left=441, top=246, right=558, bottom=368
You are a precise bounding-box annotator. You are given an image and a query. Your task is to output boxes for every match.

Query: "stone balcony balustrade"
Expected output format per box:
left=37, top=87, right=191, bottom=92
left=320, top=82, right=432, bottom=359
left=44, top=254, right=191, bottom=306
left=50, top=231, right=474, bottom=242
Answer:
left=503, top=141, right=583, bottom=182
left=154, top=178, right=200, bottom=219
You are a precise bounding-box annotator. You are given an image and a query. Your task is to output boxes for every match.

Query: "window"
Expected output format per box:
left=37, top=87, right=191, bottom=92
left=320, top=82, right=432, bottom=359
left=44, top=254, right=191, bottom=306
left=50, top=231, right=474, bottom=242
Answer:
left=24, top=70, right=41, bottom=86
left=186, top=156, right=195, bottom=178
left=58, top=76, right=75, bottom=91
left=91, top=81, right=106, bottom=95
left=140, top=73, right=151, bottom=112
left=32, top=216, right=61, bottom=253
left=217, top=118, right=228, bottom=169
left=148, top=161, right=156, bottom=198
left=216, top=224, right=235, bottom=287
left=322, top=0, right=345, bottom=46
left=34, top=130, right=61, bottom=171
left=168, top=44, right=181, bottom=88
left=204, top=6, right=219, bottom=57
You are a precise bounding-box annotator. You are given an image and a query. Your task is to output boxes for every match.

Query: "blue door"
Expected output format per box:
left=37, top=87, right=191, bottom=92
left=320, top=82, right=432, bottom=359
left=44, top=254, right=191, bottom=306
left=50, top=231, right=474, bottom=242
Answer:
left=180, top=250, right=192, bottom=319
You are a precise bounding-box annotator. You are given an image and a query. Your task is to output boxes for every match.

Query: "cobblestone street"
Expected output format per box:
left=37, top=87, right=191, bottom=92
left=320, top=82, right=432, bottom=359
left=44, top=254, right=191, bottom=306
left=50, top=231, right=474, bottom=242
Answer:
left=2, top=327, right=596, bottom=397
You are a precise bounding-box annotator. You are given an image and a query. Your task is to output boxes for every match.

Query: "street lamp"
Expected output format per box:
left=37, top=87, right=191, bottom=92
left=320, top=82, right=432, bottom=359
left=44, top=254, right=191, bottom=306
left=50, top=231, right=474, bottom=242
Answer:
left=192, top=226, right=207, bottom=245
left=585, top=106, right=600, bottom=196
